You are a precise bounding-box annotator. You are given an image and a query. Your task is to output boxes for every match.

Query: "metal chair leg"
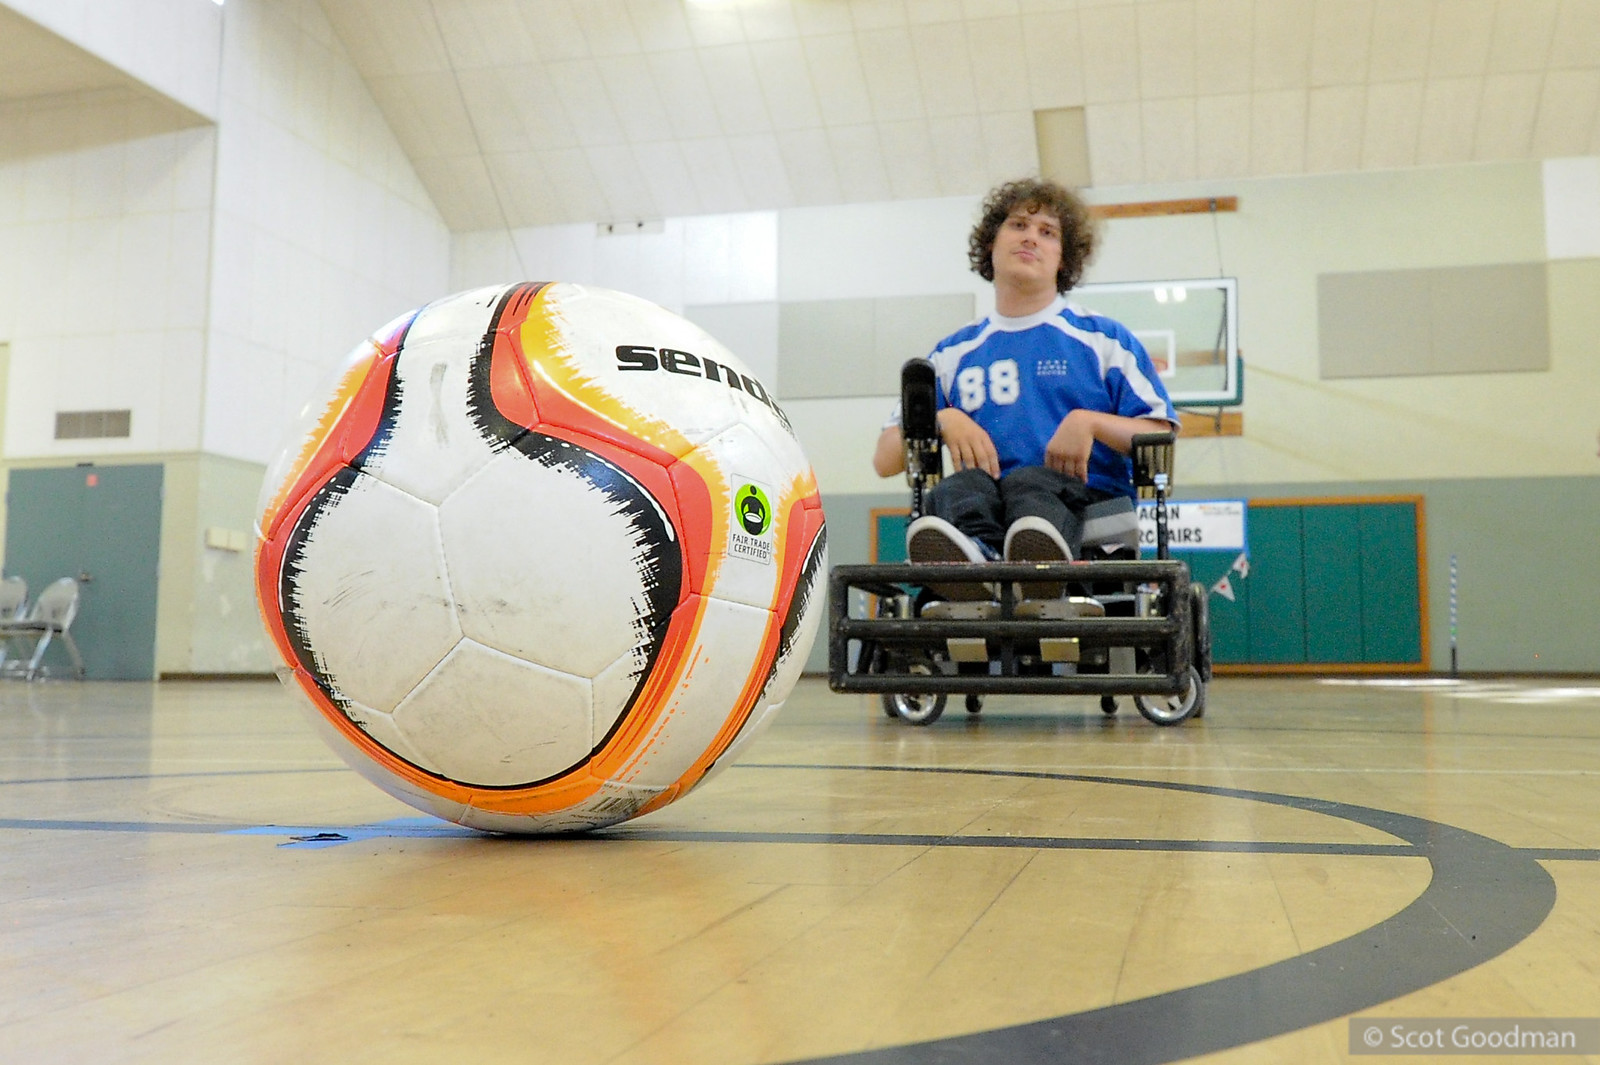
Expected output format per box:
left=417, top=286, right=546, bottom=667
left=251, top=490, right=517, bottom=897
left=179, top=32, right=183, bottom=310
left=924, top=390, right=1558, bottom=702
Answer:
left=59, top=632, right=85, bottom=680
left=25, top=629, right=53, bottom=681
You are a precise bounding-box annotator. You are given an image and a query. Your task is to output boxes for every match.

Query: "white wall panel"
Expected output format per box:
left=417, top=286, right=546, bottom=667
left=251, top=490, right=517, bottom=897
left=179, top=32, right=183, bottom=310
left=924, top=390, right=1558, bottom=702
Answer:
left=1544, top=156, right=1600, bottom=260
left=202, top=0, right=450, bottom=465
left=452, top=230, right=519, bottom=290
left=778, top=195, right=982, bottom=301
left=593, top=227, right=686, bottom=309
left=5, top=0, right=222, bottom=121
left=0, top=91, right=217, bottom=458
left=451, top=210, right=777, bottom=312
left=158, top=329, right=205, bottom=450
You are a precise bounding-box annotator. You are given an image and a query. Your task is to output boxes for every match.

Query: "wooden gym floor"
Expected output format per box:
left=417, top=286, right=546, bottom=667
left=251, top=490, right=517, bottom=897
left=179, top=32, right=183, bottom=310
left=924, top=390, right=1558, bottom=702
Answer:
left=2, top=674, right=1597, bottom=1064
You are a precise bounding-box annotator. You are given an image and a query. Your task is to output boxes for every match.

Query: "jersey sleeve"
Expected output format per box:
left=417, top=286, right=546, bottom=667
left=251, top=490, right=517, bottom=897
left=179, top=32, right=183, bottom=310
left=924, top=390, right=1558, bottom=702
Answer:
left=1103, top=325, right=1179, bottom=428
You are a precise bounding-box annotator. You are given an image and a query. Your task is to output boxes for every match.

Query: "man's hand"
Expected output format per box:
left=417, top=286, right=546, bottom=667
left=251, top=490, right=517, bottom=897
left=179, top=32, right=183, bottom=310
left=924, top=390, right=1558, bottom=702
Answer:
left=1044, top=409, right=1098, bottom=481
left=937, top=408, right=1001, bottom=477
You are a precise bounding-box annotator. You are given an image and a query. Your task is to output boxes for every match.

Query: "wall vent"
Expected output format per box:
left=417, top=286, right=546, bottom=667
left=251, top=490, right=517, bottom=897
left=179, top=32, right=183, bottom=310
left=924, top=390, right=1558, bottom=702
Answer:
left=597, top=219, right=665, bottom=236
left=55, top=409, right=132, bottom=439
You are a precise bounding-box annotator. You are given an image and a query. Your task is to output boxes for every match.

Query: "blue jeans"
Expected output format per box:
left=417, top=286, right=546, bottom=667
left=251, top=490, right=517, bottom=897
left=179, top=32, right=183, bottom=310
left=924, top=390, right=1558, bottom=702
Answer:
left=926, top=466, right=1113, bottom=555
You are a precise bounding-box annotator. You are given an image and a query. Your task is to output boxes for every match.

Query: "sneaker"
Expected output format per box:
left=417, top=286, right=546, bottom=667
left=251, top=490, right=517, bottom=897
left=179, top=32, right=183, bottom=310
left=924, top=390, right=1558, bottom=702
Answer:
left=1004, top=515, right=1072, bottom=599
left=906, top=516, right=997, bottom=601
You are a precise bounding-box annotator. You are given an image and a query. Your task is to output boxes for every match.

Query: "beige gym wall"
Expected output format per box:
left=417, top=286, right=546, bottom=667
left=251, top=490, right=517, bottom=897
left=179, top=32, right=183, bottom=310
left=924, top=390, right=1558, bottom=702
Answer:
left=1085, top=160, right=1590, bottom=488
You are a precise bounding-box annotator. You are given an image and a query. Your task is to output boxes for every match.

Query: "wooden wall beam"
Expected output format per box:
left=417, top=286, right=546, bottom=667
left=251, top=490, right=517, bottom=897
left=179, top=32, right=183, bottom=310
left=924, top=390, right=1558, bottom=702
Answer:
left=1090, top=196, right=1238, bottom=220
left=1178, top=409, right=1243, bottom=437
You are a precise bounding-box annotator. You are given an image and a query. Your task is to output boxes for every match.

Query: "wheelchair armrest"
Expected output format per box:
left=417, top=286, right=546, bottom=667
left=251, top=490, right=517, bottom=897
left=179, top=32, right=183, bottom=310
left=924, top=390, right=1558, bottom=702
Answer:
left=1131, top=431, right=1176, bottom=499
left=900, top=358, right=942, bottom=504
left=901, top=358, right=938, bottom=441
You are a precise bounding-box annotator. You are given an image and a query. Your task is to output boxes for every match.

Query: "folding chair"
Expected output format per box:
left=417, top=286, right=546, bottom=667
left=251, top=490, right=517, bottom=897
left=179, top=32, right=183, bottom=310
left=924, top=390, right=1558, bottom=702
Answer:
left=0, top=576, right=26, bottom=620
left=0, top=577, right=85, bottom=680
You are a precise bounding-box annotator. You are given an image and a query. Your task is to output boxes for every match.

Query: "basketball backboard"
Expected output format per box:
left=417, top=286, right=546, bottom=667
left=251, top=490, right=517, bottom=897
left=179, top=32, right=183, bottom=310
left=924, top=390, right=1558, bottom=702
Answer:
left=1073, top=278, right=1240, bottom=407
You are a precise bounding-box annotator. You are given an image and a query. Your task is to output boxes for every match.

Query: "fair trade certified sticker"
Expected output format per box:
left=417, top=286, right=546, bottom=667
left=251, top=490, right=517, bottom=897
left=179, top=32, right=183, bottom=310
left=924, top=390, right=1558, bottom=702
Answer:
left=728, top=481, right=775, bottom=565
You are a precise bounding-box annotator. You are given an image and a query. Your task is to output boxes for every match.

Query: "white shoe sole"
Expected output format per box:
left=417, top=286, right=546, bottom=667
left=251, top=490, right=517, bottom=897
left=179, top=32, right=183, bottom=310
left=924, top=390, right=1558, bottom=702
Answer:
left=907, top=524, right=995, bottom=601
left=1006, top=525, right=1071, bottom=600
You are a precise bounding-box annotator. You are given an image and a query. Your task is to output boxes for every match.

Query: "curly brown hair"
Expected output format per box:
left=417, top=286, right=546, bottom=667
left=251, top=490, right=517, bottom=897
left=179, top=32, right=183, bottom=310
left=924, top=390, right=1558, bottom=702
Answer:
left=967, top=178, right=1098, bottom=293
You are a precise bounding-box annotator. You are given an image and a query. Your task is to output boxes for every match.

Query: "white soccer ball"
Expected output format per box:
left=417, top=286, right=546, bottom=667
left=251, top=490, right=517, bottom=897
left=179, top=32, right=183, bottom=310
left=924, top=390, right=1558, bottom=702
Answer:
left=255, top=283, right=827, bottom=832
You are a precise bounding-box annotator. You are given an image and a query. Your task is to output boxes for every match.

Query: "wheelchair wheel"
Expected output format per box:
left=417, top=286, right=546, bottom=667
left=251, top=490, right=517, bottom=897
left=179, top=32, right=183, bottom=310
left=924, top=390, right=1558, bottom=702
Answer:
left=1100, top=695, right=1118, bottom=716
left=1189, top=584, right=1211, bottom=718
left=1133, top=666, right=1202, bottom=726
left=882, top=691, right=947, bottom=725
left=965, top=693, right=984, bottom=714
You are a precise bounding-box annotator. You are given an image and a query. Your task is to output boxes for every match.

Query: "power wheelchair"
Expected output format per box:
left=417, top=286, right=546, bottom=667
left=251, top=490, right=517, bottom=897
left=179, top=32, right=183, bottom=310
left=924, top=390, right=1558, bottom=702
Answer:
left=826, top=359, right=1212, bottom=726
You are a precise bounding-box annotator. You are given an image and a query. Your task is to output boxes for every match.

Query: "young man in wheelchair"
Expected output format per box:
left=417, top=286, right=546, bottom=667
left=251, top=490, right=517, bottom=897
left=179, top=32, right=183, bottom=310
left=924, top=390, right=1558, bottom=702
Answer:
left=873, top=178, right=1178, bottom=600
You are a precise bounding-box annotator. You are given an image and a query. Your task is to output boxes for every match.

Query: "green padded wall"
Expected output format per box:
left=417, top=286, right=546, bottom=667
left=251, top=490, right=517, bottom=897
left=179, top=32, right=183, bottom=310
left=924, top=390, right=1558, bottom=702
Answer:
left=1182, top=499, right=1423, bottom=667
left=821, top=475, right=1597, bottom=675
left=874, top=511, right=909, bottom=563
left=1245, top=506, right=1307, bottom=663
left=1360, top=503, right=1423, bottom=663
left=867, top=497, right=1422, bottom=669
left=1303, top=504, right=1366, bottom=663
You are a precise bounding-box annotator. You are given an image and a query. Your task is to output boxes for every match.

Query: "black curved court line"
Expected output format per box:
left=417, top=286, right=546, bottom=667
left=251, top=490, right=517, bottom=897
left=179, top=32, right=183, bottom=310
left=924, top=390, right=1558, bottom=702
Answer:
left=607, top=828, right=1597, bottom=863
left=892, top=713, right=1600, bottom=746
left=733, top=763, right=1563, bottom=1065
left=0, top=768, right=350, bottom=787
left=0, top=813, right=1591, bottom=865
left=0, top=764, right=1571, bottom=1064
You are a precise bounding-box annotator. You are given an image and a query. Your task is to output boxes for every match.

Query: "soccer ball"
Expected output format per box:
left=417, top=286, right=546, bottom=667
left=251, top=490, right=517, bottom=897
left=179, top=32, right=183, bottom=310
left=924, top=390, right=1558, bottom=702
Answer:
left=254, top=283, right=827, bottom=833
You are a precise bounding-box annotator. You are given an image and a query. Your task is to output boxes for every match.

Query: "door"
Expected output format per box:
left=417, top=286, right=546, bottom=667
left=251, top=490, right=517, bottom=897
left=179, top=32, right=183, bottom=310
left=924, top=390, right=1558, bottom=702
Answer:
left=5, top=464, right=163, bottom=680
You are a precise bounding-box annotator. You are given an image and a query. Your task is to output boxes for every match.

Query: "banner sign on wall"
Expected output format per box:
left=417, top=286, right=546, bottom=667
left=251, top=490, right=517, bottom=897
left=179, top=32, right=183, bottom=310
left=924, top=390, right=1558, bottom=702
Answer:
left=1137, top=499, right=1247, bottom=552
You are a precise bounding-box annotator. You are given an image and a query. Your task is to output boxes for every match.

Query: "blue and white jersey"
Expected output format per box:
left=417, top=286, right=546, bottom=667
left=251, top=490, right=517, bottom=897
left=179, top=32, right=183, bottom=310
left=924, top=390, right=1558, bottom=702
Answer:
left=925, top=295, right=1177, bottom=497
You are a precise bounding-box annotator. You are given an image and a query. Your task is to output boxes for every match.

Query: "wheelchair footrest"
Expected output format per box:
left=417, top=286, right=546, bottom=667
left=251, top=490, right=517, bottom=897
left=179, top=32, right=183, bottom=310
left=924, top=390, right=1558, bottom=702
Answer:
left=922, top=601, right=1001, bottom=620
left=827, top=559, right=1196, bottom=697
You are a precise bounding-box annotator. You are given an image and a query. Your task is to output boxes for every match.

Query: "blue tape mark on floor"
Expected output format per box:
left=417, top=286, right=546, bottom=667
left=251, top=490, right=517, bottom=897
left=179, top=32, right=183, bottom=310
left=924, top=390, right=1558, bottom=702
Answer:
left=226, top=817, right=480, bottom=847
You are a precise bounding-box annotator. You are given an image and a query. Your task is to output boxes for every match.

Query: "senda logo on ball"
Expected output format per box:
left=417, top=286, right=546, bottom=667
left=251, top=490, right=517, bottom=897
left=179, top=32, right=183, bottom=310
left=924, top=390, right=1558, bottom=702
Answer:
left=615, top=345, right=791, bottom=429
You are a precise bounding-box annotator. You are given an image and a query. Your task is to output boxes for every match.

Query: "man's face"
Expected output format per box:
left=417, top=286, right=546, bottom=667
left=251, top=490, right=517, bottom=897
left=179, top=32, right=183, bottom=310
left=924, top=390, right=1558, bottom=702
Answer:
left=991, top=206, right=1063, bottom=291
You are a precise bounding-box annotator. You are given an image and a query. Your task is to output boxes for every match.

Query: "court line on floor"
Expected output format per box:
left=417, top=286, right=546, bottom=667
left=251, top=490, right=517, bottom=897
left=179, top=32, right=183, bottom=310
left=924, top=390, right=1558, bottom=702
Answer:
left=0, top=764, right=1577, bottom=1064
left=754, top=764, right=1564, bottom=1065
left=0, top=768, right=351, bottom=786
left=4, top=762, right=1599, bottom=790
left=0, top=815, right=1592, bottom=861
left=0, top=762, right=1595, bottom=862
left=0, top=815, right=1448, bottom=855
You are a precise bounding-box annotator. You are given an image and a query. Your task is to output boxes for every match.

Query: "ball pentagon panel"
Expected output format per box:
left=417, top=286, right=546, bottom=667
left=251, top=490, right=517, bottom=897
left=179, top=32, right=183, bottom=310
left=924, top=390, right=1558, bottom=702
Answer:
left=390, top=640, right=593, bottom=788
left=437, top=447, right=677, bottom=679
left=282, top=470, right=461, bottom=713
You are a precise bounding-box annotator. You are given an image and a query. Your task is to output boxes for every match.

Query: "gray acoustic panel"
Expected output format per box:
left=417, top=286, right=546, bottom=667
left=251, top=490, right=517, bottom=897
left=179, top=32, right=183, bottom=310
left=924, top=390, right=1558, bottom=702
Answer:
left=1431, top=264, right=1548, bottom=373
left=776, top=298, right=873, bottom=399
left=682, top=302, right=779, bottom=386
left=1319, top=263, right=1548, bottom=378
left=777, top=294, right=976, bottom=399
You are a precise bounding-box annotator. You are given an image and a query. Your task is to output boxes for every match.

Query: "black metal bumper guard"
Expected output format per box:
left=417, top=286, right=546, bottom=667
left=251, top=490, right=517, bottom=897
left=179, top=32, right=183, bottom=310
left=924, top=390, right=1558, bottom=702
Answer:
left=827, top=559, right=1194, bottom=697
